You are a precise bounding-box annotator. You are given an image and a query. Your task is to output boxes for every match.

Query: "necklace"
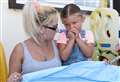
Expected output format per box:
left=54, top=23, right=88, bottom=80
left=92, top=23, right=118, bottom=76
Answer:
left=41, top=45, right=51, bottom=61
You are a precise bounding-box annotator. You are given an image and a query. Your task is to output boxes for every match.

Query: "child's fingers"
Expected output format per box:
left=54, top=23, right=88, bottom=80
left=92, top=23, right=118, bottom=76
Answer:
left=67, top=31, right=75, bottom=40
left=70, top=29, right=79, bottom=36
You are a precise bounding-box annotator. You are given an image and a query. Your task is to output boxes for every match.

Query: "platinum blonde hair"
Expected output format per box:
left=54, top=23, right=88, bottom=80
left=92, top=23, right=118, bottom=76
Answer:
left=23, top=0, right=59, bottom=45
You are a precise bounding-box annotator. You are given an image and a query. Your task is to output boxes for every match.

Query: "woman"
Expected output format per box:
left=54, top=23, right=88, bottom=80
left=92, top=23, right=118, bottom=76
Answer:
left=7, top=1, right=61, bottom=82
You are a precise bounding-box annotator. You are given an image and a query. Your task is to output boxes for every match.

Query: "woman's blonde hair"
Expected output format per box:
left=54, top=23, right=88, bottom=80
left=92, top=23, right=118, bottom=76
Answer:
left=23, top=0, right=58, bottom=44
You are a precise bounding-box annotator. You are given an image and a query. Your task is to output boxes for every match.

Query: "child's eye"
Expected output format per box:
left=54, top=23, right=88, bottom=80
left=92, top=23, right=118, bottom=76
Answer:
left=65, top=24, right=68, bottom=26
left=72, top=22, right=77, bottom=24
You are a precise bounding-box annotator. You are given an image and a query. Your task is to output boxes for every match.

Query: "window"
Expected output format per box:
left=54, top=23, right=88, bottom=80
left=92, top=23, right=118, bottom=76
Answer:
left=9, top=0, right=24, bottom=9
left=9, top=0, right=113, bottom=12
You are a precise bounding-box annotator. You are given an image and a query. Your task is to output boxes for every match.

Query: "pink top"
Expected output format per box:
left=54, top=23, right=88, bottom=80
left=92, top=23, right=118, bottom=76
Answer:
left=57, top=30, right=94, bottom=44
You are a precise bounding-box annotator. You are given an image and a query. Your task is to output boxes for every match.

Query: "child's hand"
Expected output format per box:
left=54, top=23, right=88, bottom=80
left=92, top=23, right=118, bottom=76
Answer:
left=67, top=31, right=75, bottom=41
left=70, top=28, right=79, bottom=37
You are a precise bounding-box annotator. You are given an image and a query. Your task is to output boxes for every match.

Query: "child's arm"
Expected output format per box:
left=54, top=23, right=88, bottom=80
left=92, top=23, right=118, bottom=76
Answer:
left=76, top=31, right=94, bottom=58
left=57, top=31, right=75, bottom=61
left=58, top=39, right=75, bottom=61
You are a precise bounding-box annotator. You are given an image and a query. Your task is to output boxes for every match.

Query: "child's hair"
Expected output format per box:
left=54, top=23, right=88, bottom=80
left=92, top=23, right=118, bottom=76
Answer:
left=60, top=4, right=82, bottom=19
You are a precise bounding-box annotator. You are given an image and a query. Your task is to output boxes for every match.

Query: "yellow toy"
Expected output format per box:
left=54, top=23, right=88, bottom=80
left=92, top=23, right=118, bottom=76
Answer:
left=0, top=42, right=8, bottom=82
left=90, top=8, right=120, bottom=65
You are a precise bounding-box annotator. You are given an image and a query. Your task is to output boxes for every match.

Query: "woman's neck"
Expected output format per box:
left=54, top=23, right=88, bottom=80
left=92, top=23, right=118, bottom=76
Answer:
left=30, top=38, right=51, bottom=48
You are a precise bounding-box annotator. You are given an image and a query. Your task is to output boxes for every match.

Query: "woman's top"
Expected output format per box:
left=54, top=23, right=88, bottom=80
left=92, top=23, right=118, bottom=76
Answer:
left=21, top=41, right=61, bottom=74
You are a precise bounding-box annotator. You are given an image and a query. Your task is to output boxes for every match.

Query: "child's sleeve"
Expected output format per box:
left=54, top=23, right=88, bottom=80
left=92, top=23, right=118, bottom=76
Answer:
left=56, top=32, right=67, bottom=44
left=86, top=31, right=94, bottom=44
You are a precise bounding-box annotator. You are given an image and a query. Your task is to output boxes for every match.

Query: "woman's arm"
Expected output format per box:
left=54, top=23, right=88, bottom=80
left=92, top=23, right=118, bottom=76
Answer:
left=8, top=43, right=23, bottom=82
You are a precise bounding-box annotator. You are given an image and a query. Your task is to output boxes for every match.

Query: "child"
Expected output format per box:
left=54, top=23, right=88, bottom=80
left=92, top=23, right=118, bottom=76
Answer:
left=57, top=4, right=94, bottom=65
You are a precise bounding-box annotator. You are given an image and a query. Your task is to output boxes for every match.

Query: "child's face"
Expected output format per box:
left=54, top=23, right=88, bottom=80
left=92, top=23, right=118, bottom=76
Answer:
left=63, top=14, right=84, bottom=31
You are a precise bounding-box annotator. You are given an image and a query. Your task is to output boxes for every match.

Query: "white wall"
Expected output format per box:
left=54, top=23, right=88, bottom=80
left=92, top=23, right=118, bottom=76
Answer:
left=1, top=0, right=28, bottom=66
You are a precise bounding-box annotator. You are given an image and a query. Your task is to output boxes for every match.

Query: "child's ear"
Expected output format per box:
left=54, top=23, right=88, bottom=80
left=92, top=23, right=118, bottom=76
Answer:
left=81, top=15, right=86, bottom=22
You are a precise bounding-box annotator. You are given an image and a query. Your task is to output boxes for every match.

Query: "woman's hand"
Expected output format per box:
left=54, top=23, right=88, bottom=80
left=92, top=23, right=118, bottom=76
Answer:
left=7, top=72, right=22, bottom=82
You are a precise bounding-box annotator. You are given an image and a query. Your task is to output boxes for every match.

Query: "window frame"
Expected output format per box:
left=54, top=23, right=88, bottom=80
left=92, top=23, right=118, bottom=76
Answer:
left=9, top=0, right=117, bottom=15
left=9, top=0, right=24, bottom=9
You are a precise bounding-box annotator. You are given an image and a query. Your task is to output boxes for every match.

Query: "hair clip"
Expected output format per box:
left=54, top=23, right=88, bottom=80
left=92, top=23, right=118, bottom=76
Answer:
left=33, top=0, right=40, bottom=12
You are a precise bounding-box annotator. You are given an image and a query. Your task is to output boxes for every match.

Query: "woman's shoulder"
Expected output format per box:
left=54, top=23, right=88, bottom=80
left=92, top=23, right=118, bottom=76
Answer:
left=13, top=38, right=30, bottom=51
left=10, top=42, right=24, bottom=60
left=14, top=43, right=23, bottom=51
left=12, top=38, right=35, bottom=56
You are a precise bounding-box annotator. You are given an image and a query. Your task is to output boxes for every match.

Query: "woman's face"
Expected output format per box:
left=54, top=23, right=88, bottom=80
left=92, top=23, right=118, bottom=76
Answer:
left=63, top=14, right=84, bottom=31
left=41, top=15, right=58, bottom=41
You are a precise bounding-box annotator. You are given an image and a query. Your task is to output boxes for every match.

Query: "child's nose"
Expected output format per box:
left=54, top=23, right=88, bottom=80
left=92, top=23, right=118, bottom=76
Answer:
left=69, top=24, right=75, bottom=29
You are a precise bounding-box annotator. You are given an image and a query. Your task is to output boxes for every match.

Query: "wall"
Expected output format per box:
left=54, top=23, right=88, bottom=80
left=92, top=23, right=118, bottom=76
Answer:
left=1, top=0, right=28, bottom=67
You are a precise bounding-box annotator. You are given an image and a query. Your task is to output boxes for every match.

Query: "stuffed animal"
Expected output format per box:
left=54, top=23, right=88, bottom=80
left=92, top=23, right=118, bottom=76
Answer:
left=89, top=8, right=120, bottom=65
